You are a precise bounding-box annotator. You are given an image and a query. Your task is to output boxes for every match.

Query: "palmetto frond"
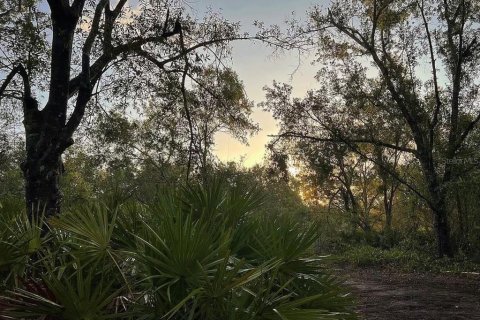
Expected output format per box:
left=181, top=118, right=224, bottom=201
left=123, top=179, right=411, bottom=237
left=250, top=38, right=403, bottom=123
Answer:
left=0, top=182, right=356, bottom=319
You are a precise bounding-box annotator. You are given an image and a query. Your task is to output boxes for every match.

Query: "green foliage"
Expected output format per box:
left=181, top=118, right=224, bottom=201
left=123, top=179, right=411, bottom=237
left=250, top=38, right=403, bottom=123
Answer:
left=0, top=182, right=356, bottom=319
left=330, top=245, right=480, bottom=273
left=214, top=162, right=309, bottom=219
left=3, top=266, right=121, bottom=320
left=0, top=141, right=24, bottom=199
left=0, top=197, right=44, bottom=288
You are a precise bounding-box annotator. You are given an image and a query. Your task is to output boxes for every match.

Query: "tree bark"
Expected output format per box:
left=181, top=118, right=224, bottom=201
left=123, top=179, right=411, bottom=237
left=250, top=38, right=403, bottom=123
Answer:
left=426, top=175, right=453, bottom=258
left=21, top=95, right=63, bottom=227
left=432, top=204, right=453, bottom=258
left=456, top=189, right=467, bottom=248
left=23, top=157, right=63, bottom=223
left=384, top=190, right=393, bottom=232
left=20, top=6, right=81, bottom=225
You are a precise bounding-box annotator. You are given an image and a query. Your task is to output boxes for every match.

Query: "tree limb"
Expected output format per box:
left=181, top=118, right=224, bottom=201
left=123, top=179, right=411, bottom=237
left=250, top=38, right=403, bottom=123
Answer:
left=0, top=64, right=31, bottom=100
left=455, top=112, right=480, bottom=150
left=46, top=0, right=71, bottom=17
left=272, top=131, right=418, bottom=154
left=0, top=9, right=12, bottom=19
left=328, top=8, right=428, bottom=152
left=272, top=131, right=431, bottom=207
left=61, top=53, right=92, bottom=151
left=418, top=0, right=442, bottom=149
left=178, top=22, right=194, bottom=181
left=71, top=0, right=87, bottom=15
left=69, top=34, right=252, bottom=98
left=104, top=0, right=128, bottom=52
left=83, top=0, right=109, bottom=55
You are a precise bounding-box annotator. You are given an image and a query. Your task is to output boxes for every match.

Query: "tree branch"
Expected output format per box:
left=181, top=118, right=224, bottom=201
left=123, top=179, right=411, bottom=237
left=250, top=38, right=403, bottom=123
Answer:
left=69, top=34, right=251, bottom=98
left=418, top=0, right=442, bottom=149
left=83, top=0, right=108, bottom=55
left=272, top=131, right=431, bottom=207
left=46, top=0, right=71, bottom=16
left=71, top=0, right=86, bottom=16
left=0, top=64, right=31, bottom=100
left=178, top=22, right=194, bottom=181
left=272, top=132, right=417, bottom=154
left=0, top=9, right=12, bottom=19
left=328, top=8, right=428, bottom=152
left=60, top=53, right=92, bottom=151
left=455, top=112, right=480, bottom=150
left=104, top=0, right=128, bottom=52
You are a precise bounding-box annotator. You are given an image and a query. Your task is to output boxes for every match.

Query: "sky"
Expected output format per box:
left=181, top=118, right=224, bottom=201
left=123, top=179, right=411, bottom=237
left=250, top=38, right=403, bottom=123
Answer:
left=188, top=0, right=323, bottom=167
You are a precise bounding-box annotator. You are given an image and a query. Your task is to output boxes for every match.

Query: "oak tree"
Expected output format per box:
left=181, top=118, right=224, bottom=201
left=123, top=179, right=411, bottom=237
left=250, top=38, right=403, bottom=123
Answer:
left=0, top=0, right=247, bottom=223
left=266, top=0, right=480, bottom=257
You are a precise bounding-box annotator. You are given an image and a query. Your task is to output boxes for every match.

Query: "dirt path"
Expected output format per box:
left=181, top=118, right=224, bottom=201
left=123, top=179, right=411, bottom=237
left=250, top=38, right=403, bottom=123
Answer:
left=338, top=268, right=480, bottom=320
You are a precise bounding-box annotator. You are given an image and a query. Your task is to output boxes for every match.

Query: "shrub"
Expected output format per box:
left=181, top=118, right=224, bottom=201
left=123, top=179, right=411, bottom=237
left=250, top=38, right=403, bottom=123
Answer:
left=0, top=182, right=356, bottom=319
left=332, top=244, right=480, bottom=273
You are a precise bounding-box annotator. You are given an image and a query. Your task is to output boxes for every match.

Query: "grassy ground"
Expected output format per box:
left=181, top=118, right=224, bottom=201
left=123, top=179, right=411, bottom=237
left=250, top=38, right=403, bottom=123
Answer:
left=322, top=244, right=480, bottom=274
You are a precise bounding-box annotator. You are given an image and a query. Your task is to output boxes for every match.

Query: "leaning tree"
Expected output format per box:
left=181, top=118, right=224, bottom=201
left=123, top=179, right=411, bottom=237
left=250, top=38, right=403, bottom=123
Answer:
left=0, top=0, right=252, bottom=222
left=266, top=0, right=480, bottom=257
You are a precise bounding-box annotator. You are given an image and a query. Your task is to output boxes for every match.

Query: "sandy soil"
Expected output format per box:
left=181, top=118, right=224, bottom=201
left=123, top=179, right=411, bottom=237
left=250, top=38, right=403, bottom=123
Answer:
left=337, top=267, right=480, bottom=320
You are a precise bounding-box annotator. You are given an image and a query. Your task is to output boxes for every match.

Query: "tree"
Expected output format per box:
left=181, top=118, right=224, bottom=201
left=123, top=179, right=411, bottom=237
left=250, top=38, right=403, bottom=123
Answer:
left=141, top=67, right=258, bottom=180
left=0, top=0, right=248, bottom=223
left=266, top=0, right=480, bottom=257
left=78, top=67, right=257, bottom=184
left=271, top=133, right=402, bottom=236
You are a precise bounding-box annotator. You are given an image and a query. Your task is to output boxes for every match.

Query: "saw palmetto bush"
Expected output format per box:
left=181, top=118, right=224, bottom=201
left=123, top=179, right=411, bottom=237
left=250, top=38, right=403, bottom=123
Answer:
left=0, top=197, right=43, bottom=290
left=0, top=183, right=356, bottom=319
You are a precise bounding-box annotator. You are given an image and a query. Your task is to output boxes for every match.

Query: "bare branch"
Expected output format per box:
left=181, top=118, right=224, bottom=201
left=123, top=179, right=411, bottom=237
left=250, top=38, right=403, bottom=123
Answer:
left=83, top=0, right=108, bottom=55
left=0, top=64, right=31, bottom=100
left=104, top=0, right=128, bottom=52
left=61, top=53, right=92, bottom=150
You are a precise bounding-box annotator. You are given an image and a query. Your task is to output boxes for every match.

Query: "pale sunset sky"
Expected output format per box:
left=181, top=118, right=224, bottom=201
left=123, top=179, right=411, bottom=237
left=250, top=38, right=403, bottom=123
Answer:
left=190, top=0, right=325, bottom=167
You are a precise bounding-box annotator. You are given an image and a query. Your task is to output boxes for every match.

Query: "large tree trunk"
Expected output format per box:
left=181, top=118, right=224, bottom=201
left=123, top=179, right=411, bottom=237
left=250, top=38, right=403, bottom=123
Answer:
left=21, top=98, right=63, bottom=227
left=455, top=190, right=467, bottom=248
left=418, top=152, right=454, bottom=258
left=20, top=10, right=80, bottom=225
left=23, top=157, right=62, bottom=223
left=428, top=180, right=453, bottom=258
left=432, top=204, right=452, bottom=258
